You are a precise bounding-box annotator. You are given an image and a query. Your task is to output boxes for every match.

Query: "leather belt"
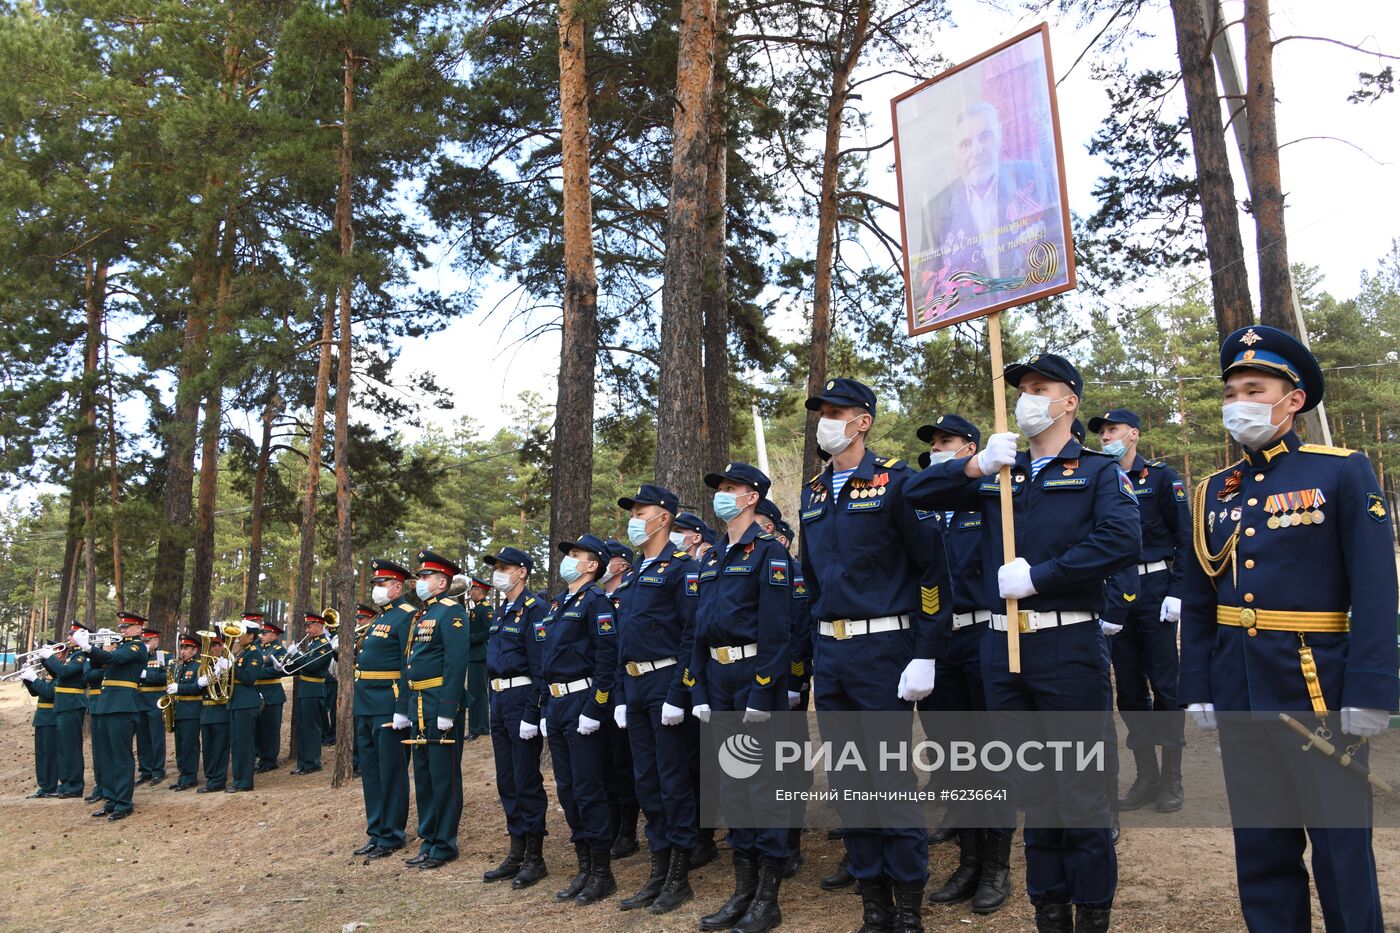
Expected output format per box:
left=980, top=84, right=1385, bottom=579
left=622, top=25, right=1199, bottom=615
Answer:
left=139, top=686, right=165, bottom=693
left=1137, top=560, right=1170, bottom=575
left=709, top=644, right=758, bottom=664
left=55, top=687, right=85, bottom=695
left=103, top=680, right=138, bottom=689
left=254, top=678, right=285, bottom=685
left=624, top=658, right=677, bottom=677
left=990, top=610, right=1095, bottom=633
left=491, top=676, right=532, bottom=692
left=409, top=676, right=444, bottom=690
left=952, top=610, right=992, bottom=631
left=176, top=695, right=201, bottom=701
left=354, top=669, right=399, bottom=681
left=298, top=675, right=326, bottom=684
left=36, top=702, right=54, bottom=709
left=1215, top=606, right=1348, bottom=634
left=549, top=678, right=592, bottom=698
left=818, top=615, right=910, bottom=640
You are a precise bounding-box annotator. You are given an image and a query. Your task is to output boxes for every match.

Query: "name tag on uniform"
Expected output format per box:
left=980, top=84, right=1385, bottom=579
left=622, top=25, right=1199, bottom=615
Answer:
left=955, top=517, right=983, bottom=530
left=699, top=569, right=719, bottom=582
left=639, top=574, right=665, bottom=586
left=724, top=562, right=755, bottom=574
left=562, top=610, right=583, bottom=619
left=846, top=498, right=883, bottom=511
left=801, top=506, right=826, bottom=522
left=1042, top=477, right=1090, bottom=490
left=1135, top=485, right=1155, bottom=497
left=502, top=625, right=520, bottom=634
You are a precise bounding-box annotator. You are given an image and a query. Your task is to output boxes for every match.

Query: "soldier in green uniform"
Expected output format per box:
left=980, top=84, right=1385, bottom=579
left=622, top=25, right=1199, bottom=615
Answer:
left=135, top=627, right=168, bottom=786
left=227, top=623, right=267, bottom=792
left=251, top=615, right=287, bottom=772
left=39, top=632, right=87, bottom=798
left=165, top=632, right=204, bottom=790
left=76, top=612, right=150, bottom=820
left=285, top=611, right=334, bottom=774
left=197, top=632, right=232, bottom=793
left=20, top=659, right=58, bottom=797
left=403, top=549, right=471, bottom=871
left=84, top=643, right=107, bottom=805
left=352, top=559, right=415, bottom=859
left=466, top=578, right=493, bottom=739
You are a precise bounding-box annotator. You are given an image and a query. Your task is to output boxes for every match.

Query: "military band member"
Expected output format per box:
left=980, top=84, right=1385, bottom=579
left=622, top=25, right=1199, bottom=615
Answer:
left=197, top=632, right=232, bottom=793
left=353, top=559, right=415, bottom=860
left=76, top=612, right=150, bottom=820
left=20, top=660, right=58, bottom=797
left=252, top=614, right=287, bottom=772
left=135, top=626, right=168, bottom=786
left=350, top=602, right=378, bottom=774
left=465, top=581, right=493, bottom=740
left=400, top=549, right=470, bottom=871
left=1181, top=325, right=1397, bottom=933
left=600, top=540, right=641, bottom=860
left=39, top=631, right=87, bottom=798
left=286, top=612, right=334, bottom=775
left=84, top=645, right=108, bottom=805
left=227, top=622, right=266, bottom=792
left=482, top=546, right=550, bottom=887
left=165, top=632, right=204, bottom=790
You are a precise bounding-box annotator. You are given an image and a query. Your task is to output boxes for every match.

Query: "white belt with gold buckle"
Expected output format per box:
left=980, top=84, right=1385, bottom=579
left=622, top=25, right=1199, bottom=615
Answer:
left=818, top=615, right=910, bottom=640
left=490, top=675, right=532, bottom=692
left=952, top=610, right=992, bottom=631
left=709, top=644, right=758, bottom=664
left=990, top=610, right=1094, bottom=633
left=1137, top=560, right=1169, bottom=575
left=548, top=677, right=592, bottom=698
left=624, top=657, right=677, bottom=677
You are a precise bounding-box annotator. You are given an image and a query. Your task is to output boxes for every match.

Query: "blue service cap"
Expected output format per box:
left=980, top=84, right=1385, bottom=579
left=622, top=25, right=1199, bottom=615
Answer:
left=672, top=511, right=709, bottom=534
left=804, top=377, right=877, bottom=416
left=485, top=546, right=534, bottom=574
left=1071, top=418, right=1086, bottom=442
left=1087, top=408, right=1141, bottom=434
left=756, top=498, right=783, bottom=524
left=704, top=461, right=771, bottom=499
left=557, top=533, right=608, bottom=564
left=603, top=540, right=635, bottom=565
left=916, top=413, right=981, bottom=446
left=776, top=520, right=795, bottom=542
left=1220, top=324, right=1323, bottom=413
left=1005, top=352, right=1084, bottom=398
left=618, top=483, right=679, bottom=514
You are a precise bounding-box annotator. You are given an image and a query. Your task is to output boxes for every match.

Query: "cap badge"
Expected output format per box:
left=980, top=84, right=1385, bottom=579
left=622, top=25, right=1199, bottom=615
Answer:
left=726, top=462, right=733, bottom=472
left=1243, top=349, right=1256, bottom=360
left=1239, top=328, right=1262, bottom=347
left=825, top=380, right=835, bottom=390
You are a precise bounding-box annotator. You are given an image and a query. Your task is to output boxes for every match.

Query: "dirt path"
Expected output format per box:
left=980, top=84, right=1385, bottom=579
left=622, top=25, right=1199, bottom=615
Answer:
left=0, top=684, right=1395, bottom=932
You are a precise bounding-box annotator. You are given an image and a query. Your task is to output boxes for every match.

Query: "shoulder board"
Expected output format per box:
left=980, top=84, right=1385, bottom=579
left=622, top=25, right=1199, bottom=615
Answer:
left=877, top=456, right=906, bottom=469
left=1148, top=459, right=1168, bottom=468
left=806, top=470, right=824, bottom=485
left=672, top=550, right=689, bottom=560
left=1299, top=444, right=1354, bottom=458
left=1082, top=448, right=1113, bottom=458
left=590, top=583, right=606, bottom=594
left=757, top=531, right=775, bottom=540
left=398, top=603, right=414, bottom=611
left=1208, top=458, right=1246, bottom=480
left=524, top=596, right=536, bottom=607
left=439, top=597, right=457, bottom=606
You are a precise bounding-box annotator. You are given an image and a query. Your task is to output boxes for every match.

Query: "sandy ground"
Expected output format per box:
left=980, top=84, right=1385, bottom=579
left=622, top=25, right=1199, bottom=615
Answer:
left=0, top=684, right=1396, bottom=932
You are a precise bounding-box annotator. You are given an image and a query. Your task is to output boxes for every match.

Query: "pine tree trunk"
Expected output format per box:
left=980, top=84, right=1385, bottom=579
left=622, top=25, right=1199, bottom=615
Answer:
left=700, top=0, right=730, bottom=501
left=549, top=0, right=600, bottom=591
left=78, top=255, right=103, bottom=630
left=296, top=300, right=336, bottom=625
left=655, top=0, right=716, bottom=511
left=803, top=0, right=871, bottom=480
left=1242, top=0, right=1292, bottom=330
left=244, top=380, right=282, bottom=615
left=1169, top=0, right=1254, bottom=341
left=104, top=326, right=124, bottom=612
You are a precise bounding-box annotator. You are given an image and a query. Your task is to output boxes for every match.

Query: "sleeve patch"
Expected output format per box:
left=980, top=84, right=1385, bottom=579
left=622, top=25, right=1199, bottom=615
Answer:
left=596, top=613, right=616, bottom=635
left=790, top=660, right=806, bottom=676
left=920, top=586, right=941, bottom=616
left=793, top=575, right=808, bottom=599
left=1118, top=469, right=1138, bottom=502
left=684, top=571, right=700, bottom=597
left=1367, top=493, right=1388, bottom=523
left=914, top=509, right=938, bottom=521
left=594, top=689, right=609, bottom=705
left=768, top=559, right=790, bottom=586
left=755, top=674, right=772, bottom=686
left=682, top=669, right=696, bottom=688
left=1172, top=480, right=1187, bottom=502
left=533, top=621, right=547, bottom=642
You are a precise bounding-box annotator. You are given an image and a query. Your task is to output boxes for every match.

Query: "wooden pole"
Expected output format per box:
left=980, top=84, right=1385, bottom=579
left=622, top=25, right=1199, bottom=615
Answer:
left=986, top=312, right=1021, bottom=674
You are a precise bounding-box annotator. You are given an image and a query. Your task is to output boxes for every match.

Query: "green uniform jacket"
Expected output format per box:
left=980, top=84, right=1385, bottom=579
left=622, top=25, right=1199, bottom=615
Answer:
left=353, top=602, right=414, bottom=718
left=171, top=658, right=205, bottom=722
left=25, top=676, right=58, bottom=726
left=88, top=637, right=149, bottom=714
left=138, top=649, right=169, bottom=709
left=42, top=652, right=88, bottom=712
left=405, top=595, right=469, bottom=723
left=257, top=643, right=288, bottom=704
left=293, top=635, right=334, bottom=698
left=228, top=645, right=267, bottom=712
left=468, top=603, right=491, bottom=663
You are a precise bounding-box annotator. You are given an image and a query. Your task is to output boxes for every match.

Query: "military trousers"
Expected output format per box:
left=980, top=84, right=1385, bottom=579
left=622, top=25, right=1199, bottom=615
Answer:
left=34, top=723, right=58, bottom=793
left=411, top=702, right=464, bottom=860
left=545, top=690, right=611, bottom=847
left=489, top=682, right=548, bottom=837
left=256, top=700, right=284, bottom=768
left=173, top=718, right=201, bottom=785
left=201, top=720, right=229, bottom=789
left=356, top=712, right=410, bottom=849
left=89, top=711, right=110, bottom=801
left=706, top=657, right=789, bottom=861
left=230, top=707, right=259, bottom=790
left=1110, top=568, right=1185, bottom=749
left=104, top=712, right=138, bottom=814
left=55, top=708, right=85, bottom=795
left=625, top=666, right=698, bottom=853
left=293, top=695, right=324, bottom=769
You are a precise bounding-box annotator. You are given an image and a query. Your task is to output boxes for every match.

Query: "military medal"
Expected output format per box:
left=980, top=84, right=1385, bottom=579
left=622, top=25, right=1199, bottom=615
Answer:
left=1209, top=511, right=1216, bottom=532
left=1230, top=507, right=1242, bottom=522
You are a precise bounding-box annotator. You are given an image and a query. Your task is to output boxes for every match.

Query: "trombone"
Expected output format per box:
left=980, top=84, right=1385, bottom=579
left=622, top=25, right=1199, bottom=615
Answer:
left=282, top=608, right=337, bottom=675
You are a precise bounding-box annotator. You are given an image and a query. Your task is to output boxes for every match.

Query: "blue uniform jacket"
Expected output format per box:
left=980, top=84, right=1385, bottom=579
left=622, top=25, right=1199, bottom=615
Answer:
left=87, top=637, right=150, bottom=714
left=1124, top=454, right=1191, bottom=595
left=486, top=589, right=548, bottom=726
left=354, top=601, right=414, bottom=718
left=788, top=562, right=813, bottom=693
left=797, top=449, right=952, bottom=658
left=693, top=521, right=793, bottom=712
left=1179, top=432, right=1399, bottom=713
left=906, top=440, right=1142, bottom=613
left=940, top=510, right=990, bottom=615
left=539, top=583, right=618, bottom=721
left=612, top=550, right=701, bottom=708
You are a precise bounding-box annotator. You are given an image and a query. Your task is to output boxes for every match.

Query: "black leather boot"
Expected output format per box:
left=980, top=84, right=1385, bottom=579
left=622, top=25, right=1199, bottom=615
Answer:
left=928, top=818, right=959, bottom=846
left=648, top=846, right=693, bottom=914
left=820, top=853, right=855, bottom=890
left=731, top=857, right=784, bottom=933
left=574, top=847, right=616, bottom=905
left=892, top=879, right=925, bottom=933
left=700, top=849, right=759, bottom=930
left=1075, top=905, right=1111, bottom=933
left=556, top=842, right=591, bottom=900
left=620, top=849, right=668, bottom=911
left=691, top=830, right=718, bottom=868
left=1156, top=746, right=1184, bottom=813
left=927, top=828, right=980, bottom=903
left=511, top=833, right=548, bottom=889
left=483, top=834, right=525, bottom=882
left=1116, top=747, right=1159, bottom=811
left=610, top=804, right=640, bottom=858
left=971, top=830, right=1013, bottom=914
left=1035, top=902, right=1074, bottom=933
left=781, top=826, right=804, bottom=878
left=857, top=878, right=895, bottom=932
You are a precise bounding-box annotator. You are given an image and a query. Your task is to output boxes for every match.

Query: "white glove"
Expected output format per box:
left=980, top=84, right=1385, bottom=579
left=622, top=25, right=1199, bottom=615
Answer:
left=578, top=713, right=600, bottom=735
left=743, top=707, right=771, bottom=723
left=436, top=716, right=454, bottom=732
left=540, top=718, right=549, bottom=738
left=330, top=636, right=339, bottom=651
left=1100, top=620, right=1124, bottom=637
left=285, top=642, right=301, bottom=656
left=72, top=630, right=91, bottom=650
left=38, top=646, right=55, bottom=660
left=660, top=702, right=685, bottom=726
left=976, top=432, right=1018, bottom=475
left=1187, top=702, right=1217, bottom=731
left=271, top=656, right=286, bottom=672
left=20, top=667, right=37, bottom=682
left=214, top=656, right=231, bottom=673
left=1341, top=707, right=1391, bottom=738
left=165, top=683, right=179, bottom=695
left=614, top=705, right=627, bottom=729
left=897, top=658, right=937, bottom=702
left=197, top=675, right=209, bottom=688
left=691, top=703, right=711, bottom=723
left=997, top=558, right=1037, bottom=599
left=1159, top=596, right=1182, bottom=623
left=788, top=691, right=802, bottom=710
left=519, top=720, right=539, bottom=741
left=139, top=669, right=147, bottom=680
left=390, top=713, right=411, bottom=730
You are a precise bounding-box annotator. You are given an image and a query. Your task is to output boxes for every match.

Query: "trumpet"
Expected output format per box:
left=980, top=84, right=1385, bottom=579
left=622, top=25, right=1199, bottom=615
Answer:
left=10, top=643, right=61, bottom=663
left=0, top=660, right=40, bottom=682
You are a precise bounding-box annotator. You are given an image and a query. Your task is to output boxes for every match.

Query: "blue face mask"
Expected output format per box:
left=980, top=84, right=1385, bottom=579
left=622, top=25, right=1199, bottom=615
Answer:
left=627, top=517, right=653, bottom=547
left=713, top=491, right=745, bottom=522
left=414, top=579, right=433, bottom=601
left=1102, top=439, right=1129, bottom=459
left=559, top=556, right=582, bottom=583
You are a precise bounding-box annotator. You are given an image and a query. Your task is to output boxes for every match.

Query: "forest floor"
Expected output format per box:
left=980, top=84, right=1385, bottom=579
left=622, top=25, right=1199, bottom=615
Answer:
left=0, top=684, right=1397, bottom=932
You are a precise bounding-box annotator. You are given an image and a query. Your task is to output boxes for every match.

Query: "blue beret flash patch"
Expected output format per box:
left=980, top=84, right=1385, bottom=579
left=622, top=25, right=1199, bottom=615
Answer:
left=768, top=560, right=789, bottom=586
left=1118, top=470, right=1137, bottom=501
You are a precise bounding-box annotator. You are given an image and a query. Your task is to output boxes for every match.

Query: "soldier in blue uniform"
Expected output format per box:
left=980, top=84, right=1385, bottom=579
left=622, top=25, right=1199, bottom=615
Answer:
left=196, top=632, right=232, bottom=793
left=134, top=627, right=168, bottom=785
left=403, top=549, right=470, bottom=871
left=352, top=558, right=415, bottom=860
left=798, top=378, right=952, bottom=933
left=1181, top=324, right=1397, bottom=933
left=283, top=612, right=334, bottom=775
left=466, top=579, right=494, bottom=740
left=251, top=615, right=287, bottom=773
left=20, top=659, right=58, bottom=797
left=481, top=545, right=551, bottom=888
left=612, top=483, right=704, bottom=914
left=599, top=540, right=641, bottom=860
left=76, top=612, right=150, bottom=820
left=1087, top=408, right=1192, bottom=814
left=227, top=622, right=266, bottom=792
left=164, top=632, right=204, bottom=791
left=537, top=532, right=620, bottom=905
left=39, top=633, right=87, bottom=798
left=690, top=462, right=793, bottom=933
left=906, top=356, right=1141, bottom=933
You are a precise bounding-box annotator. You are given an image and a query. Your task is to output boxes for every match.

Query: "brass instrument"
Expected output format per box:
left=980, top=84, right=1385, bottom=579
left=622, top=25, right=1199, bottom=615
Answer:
left=283, top=608, right=337, bottom=675
left=195, top=622, right=247, bottom=704
left=157, top=654, right=179, bottom=733
left=0, top=660, right=40, bottom=682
